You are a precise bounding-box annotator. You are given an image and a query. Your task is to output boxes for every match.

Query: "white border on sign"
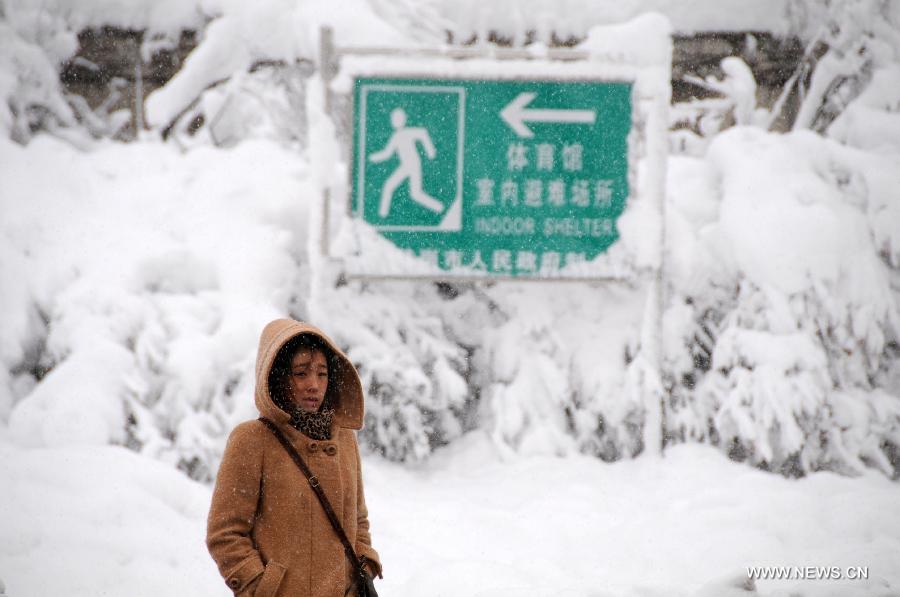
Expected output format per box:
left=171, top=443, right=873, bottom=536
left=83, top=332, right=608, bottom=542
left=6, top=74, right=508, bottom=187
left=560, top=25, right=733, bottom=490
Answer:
left=357, top=84, right=466, bottom=232
left=330, top=50, right=668, bottom=283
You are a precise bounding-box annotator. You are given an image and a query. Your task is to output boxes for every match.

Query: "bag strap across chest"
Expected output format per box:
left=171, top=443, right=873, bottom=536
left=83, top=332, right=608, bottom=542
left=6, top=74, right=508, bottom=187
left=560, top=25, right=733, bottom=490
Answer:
left=257, top=418, right=366, bottom=577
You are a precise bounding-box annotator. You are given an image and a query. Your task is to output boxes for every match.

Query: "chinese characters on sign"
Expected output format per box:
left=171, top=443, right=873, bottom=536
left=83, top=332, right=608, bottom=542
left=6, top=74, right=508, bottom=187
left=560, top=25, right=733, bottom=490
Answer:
left=352, top=78, right=632, bottom=277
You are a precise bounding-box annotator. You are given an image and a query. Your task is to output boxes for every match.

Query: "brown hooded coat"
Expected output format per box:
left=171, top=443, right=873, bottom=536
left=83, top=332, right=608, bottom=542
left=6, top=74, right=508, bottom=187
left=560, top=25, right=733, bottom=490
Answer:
left=207, top=319, right=381, bottom=597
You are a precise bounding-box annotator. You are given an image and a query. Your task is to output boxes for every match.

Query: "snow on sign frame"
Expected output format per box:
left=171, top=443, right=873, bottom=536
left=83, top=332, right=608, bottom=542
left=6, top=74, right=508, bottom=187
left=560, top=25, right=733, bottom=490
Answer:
left=316, top=20, right=671, bottom=282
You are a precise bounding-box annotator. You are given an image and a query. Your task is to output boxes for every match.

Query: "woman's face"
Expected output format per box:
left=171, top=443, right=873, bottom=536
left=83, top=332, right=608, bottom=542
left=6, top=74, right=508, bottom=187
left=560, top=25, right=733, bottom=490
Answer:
left=285, top=348, right=329, bottom=412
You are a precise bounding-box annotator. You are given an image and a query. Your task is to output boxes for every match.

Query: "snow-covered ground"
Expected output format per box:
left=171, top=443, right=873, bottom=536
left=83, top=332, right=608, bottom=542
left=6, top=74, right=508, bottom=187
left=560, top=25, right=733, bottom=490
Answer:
left=2, top=434, right=898, bottom=597
left=2, top=4, right=900, bottom=596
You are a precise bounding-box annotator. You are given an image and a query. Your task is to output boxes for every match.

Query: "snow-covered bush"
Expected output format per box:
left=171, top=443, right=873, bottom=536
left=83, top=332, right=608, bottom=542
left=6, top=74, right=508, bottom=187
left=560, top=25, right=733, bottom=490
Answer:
left=144, top=0, right=412, bottom=133
left=777, top=0, right=900, bottom=133
left=670, top=56, right=768, bottom=155
left=163, top=64, right=312, bottom=150
left=664, top=127, right=900, bottom=477
left=1, top=0, right=207, bottom=143
left=308, top=279, right=475, bottom=462
left=475, top=283, right=647, bottom=460
left=828, top=64, right=900, bottom=155
left=309, top=276, right=651, bottom=464
left=0, top=5, right=77, bottom=143
left=664, top=4, right=900, bottom=477
left=0, top=136, right=314, bottom=480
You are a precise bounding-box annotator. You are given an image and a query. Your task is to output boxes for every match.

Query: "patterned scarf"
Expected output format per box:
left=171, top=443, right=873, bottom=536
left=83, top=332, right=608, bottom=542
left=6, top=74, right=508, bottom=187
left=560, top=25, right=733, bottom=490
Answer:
left=284, top=402, right=334, bottom=440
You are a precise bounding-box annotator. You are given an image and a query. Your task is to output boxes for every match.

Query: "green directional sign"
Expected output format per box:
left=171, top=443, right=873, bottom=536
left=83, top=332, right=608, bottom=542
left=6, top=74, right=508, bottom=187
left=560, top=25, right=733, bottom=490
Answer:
left=352, top=77, right=632, bottom=277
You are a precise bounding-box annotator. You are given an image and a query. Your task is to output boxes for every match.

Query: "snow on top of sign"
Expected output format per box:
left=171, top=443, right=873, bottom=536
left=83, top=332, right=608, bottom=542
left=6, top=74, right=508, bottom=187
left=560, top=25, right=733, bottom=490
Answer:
left=333, top=56, right=640, bottom=93
left=332, top=15, right=672, bottom=98
left=579, top=13, right=672, bottom=68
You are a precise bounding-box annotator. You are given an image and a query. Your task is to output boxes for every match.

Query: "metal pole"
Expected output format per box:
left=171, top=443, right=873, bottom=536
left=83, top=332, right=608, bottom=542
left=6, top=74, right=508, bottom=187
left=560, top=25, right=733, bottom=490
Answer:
left=320, top=26, right=336, bottom=115
left=656, top=117, right=668, bottom=458
left=134, top=43, right=144, bottom=134
left=651, top=46, right=671, bottom=458
left=319, top=26, right=336, bottom=259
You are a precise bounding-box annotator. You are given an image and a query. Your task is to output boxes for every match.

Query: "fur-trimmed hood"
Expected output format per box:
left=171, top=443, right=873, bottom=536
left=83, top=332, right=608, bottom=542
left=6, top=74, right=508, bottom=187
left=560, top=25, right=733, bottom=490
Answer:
left=254, top=318, right=364, bottom=430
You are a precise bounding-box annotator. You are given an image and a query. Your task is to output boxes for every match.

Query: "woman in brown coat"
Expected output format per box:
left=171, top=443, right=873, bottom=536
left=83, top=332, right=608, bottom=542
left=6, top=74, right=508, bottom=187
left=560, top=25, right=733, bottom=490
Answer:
left=207, top=319, right=382, bottom=597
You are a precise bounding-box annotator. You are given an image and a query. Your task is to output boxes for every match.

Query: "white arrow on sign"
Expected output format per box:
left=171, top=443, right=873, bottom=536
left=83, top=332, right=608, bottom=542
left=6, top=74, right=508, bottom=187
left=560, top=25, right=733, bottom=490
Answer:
left=500, top=92, right=597, bottom=138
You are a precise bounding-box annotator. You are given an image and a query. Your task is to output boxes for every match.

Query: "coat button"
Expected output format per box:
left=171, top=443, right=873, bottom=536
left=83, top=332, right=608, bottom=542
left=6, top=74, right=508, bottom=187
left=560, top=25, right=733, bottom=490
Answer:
left=228, top=578, right=240, bottom=589
left=308, top=443, right=318, bottom=452
left=325, top=445, right=337, bottom=456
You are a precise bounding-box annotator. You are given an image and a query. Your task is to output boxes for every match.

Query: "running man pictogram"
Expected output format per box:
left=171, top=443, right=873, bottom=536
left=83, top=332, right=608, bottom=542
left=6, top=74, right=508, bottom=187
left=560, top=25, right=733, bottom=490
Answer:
left=369, top=108, right=445, bottom=218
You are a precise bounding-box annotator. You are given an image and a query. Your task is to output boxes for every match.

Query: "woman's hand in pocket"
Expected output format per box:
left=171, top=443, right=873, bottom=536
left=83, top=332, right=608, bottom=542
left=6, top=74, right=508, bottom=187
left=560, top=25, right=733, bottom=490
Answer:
left=239, top=575, right=261, bottom=597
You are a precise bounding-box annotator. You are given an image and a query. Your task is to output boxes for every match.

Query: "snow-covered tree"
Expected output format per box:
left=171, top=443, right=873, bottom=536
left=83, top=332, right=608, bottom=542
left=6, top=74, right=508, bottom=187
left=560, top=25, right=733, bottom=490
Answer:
left=664, top=125, right=900, bottom=477
left=0, top=4, right=77, bottom=143
left=3, top=0, right=898, bottom=481
left=775, top=0, right=900, bottom=132
left=309, top=280, right=475, bottom=462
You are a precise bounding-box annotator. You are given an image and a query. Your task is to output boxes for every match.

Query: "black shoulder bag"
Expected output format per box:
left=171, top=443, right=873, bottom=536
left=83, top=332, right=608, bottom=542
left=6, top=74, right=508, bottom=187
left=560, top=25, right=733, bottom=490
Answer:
left=258, top=417, right=379, bottom=597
